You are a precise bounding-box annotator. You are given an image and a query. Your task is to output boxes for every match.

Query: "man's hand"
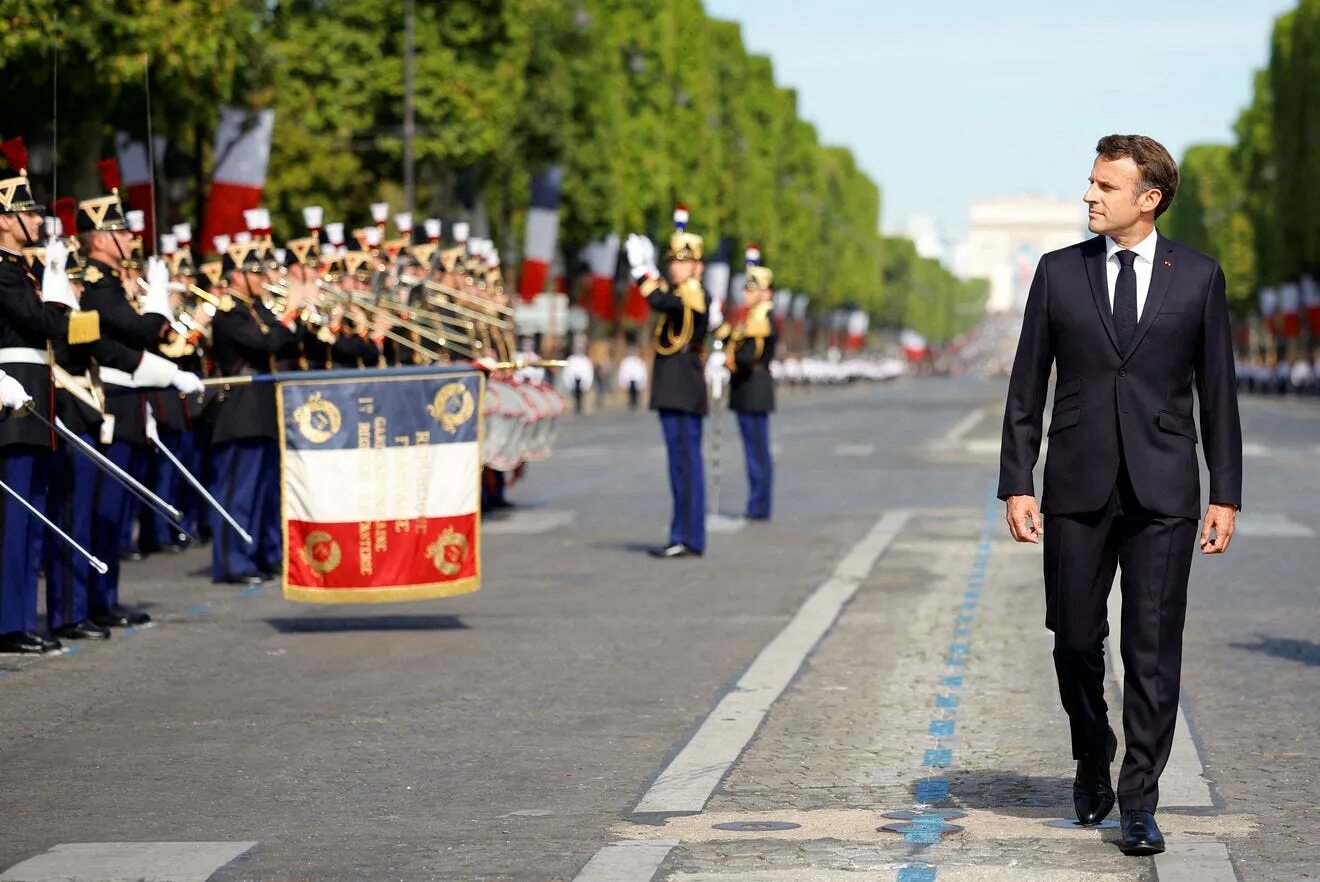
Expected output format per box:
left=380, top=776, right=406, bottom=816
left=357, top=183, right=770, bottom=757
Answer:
left=0, top=372, right=33, bottom=411
left=1200, top=503, right=1237, bottom=555
left=624, top=234, right=658, bottom=282
left=1005, top=495, right=1043, bottom=544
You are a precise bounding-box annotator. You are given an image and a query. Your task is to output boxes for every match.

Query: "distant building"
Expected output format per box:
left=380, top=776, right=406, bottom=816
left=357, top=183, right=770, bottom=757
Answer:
left=902, top=214, right=947, bottom=264
left=955, top=196, right=1085, bottom=313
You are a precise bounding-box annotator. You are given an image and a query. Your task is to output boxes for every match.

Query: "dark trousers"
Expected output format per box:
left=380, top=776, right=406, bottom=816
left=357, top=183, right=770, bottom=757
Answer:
left=210, top=439, right=281, bottom=581
left=90, top=441, right=147, bottom=613
left=736, top=412, right=772, bottom=520
left=658, top=409, right=705, bottom=553
left=1043, top=464, right=1197, bottom=813
left=0, top=447, right=48, bottom=635
left=45, top=436, right=100, bottom=629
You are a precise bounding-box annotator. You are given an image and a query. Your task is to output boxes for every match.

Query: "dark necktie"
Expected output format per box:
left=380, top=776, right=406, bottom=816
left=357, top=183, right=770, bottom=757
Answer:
left=1113, top=250, right=1138, bottom=353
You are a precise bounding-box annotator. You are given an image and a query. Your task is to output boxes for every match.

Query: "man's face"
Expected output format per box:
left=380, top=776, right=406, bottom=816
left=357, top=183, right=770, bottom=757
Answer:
left=744, top=287, right=770, bottom=306
left=1084, top=156, right=1160, bottom=236
left=0, top=210, right=42, bottom=247
left=668, top=259, right=700, bottom=285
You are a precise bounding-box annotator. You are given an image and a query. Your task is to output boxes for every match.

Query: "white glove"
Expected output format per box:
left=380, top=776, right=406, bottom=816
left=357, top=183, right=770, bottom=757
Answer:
left=0, top=371, right=33, bottom=410
left=41, top=238, right=78, bottom=309
left=170, top=370, right=205, bottom=396
left=625, top=234, right=658, bottom=282
left=140, top=257, right=174, bottom=320
left=144, top=402, right=160, bottom=444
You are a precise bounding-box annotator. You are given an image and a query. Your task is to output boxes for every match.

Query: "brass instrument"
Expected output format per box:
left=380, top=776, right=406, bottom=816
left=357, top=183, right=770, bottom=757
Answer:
left=314, top=279, right=479, bottom=361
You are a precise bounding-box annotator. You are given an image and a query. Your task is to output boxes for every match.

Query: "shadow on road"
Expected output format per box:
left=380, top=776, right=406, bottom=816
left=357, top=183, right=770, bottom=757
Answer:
left=265, top=615, right=470, bottom=633
left=1230, top=636, right=1320, bottom=667
left=940, top=770, right=1073, bottom=811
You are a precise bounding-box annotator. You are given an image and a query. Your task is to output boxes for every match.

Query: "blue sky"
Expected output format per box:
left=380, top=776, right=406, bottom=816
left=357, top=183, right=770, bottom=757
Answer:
left=703, top=0, right=1294, bottom=245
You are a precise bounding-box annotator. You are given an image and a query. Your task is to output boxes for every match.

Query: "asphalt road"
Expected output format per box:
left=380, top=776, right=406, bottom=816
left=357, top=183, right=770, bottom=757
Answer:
left=1, top=377, right=1316, bottom=882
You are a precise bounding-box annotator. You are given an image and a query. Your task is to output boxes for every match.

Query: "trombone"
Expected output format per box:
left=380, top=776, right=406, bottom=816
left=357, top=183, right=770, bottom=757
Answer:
left=313, top=279, right=480, bottom=361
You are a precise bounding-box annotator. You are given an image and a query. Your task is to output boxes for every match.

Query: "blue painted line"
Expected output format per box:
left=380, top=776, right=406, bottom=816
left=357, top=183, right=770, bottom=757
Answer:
left=187, top=604, right=211, bottom=615
left=963, top=591, right=980, bottom=601
left=239, top=586, right=262, bottom=597
left=929, top=720, right=955, bottom=737
left=960, top=601, right=977, bottom=610
left=945, top=656, right=967, bottom=667
left=923, top=748, right=953, bottom=767
left=941, top=675, right=964, bottom=688
left=62, top=645, right=81, bottom=655
left=954, top=615, right=973, bottom=625
left=935, top=695, right=959, bottom=710
left=915, top=780, right=950, bottom=802
left=123, top=627, right=141, bottom=636
left=953, top=628, right=971, bottom=638
left=897, top=865, right=937, bottom=882
left=948, top=643, right=969, bottom=655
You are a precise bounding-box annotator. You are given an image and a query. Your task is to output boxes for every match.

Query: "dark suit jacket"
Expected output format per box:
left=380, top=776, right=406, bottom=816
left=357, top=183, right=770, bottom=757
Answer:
left=998, top=233, right=1242, bottom=519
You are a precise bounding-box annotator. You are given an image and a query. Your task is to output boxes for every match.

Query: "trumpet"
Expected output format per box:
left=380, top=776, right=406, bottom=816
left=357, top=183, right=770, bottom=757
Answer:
left=396, top=273, right=515, bottom=328
left=314, top=280, right=480, bottom=361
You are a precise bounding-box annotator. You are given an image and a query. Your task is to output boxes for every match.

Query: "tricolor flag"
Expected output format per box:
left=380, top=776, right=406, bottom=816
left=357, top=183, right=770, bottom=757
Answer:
left=278, top=370, right=484, bottom=603
left=114, top=132, right=164, bottom=250
left=201, top=107, right=275, bottom=254
left=1302, top=275, right=1320, bottom=336
left=519, top=166, right=563, bottom=302
left=583, top=234, right=620, bottom=320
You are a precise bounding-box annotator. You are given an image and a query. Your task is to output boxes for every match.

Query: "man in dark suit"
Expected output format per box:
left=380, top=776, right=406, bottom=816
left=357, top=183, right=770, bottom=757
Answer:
left=998, top=135, right=1242, bottom=856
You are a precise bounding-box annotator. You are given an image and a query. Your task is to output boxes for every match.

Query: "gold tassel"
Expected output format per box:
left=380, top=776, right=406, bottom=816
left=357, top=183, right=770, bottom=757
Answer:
left=67, top=310, right=101, bottom=345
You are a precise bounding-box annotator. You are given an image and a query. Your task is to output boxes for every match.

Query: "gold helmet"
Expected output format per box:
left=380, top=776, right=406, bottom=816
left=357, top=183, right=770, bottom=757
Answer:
left=667, top=204, right=703, bottom=261
left=744, top=244, right=773, bottom=291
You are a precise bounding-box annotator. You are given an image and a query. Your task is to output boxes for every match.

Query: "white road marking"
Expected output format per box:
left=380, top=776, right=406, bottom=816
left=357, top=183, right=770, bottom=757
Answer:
left=482, top=509, right=576, bottom=535
left=632, top=512, right=911, bottom=815
left=834, top=444, right=875, bottom=457
left=706, top=514, right=747, bottom=534
left=0, top=842, right=257, bottom=882
left=1154, top=836, right=1239, bottom=882
left=1105, top=585, right=1214, bottom=807
left=1242, top=441, right=1272, bottom=457
left=964, top=439, right=1002, bottom=456
left=572, top=840, right=678, bottom=882
left=936, top=406, right=990, bottom=448
left=1234, top=511, right=1315, bottom=537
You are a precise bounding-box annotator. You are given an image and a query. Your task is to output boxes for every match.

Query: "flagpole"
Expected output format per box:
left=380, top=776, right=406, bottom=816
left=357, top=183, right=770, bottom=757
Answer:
left=403, top=0, right=416, bottom=216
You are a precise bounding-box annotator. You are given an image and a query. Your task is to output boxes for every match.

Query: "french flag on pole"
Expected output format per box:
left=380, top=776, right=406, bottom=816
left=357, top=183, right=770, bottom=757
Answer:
left=200, top=107, right=275, bottom=254
left=583, top=234, right=620, bottom=320
left=519, top=166, right=563, bottom=302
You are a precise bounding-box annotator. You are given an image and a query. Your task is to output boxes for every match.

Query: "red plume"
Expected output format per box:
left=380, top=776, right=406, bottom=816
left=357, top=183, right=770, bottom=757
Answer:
left=54, top=198, right=77, bottom=238
left=0, top=137, right=29, bottom=173
left=97, top=157, right=121, bottom=192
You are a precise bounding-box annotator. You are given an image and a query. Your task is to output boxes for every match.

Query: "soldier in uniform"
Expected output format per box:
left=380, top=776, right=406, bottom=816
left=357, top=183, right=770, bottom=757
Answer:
left=75, top=177, right=203, bottom=626
left=718, top=246, right=777, bottom=521
left=208, top=238, right=309, bottom=584
left=625, top=206, right=711, bottom=559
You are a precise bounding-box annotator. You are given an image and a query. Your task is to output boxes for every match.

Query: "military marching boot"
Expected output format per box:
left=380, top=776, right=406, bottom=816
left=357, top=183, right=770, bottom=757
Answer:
left=1073, top=728, right=1118, bottom=826
left=91, top=604, right=151, bottom=628
left=648, top=543, right=702, bottom=559
left=0, top=631, right=62, bottom=654
left=52, top=620, right=111, bottom=641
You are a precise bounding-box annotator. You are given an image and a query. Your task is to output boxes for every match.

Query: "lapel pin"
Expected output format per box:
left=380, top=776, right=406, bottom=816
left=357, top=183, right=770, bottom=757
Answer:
left=1163, top=259, right=1172, bottom=267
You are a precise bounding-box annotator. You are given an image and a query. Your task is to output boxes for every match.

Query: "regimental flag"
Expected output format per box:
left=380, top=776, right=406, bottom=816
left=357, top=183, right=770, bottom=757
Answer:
left=277, top=370, right=485, bottom=603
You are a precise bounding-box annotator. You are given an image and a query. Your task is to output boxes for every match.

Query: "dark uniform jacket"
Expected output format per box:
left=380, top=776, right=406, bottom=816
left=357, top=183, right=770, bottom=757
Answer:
left=80, top=259, right=171, bottom=445
left=644, top=275, right=710, bottom=415
left=209, top=297, right=296, bottom=444
left=0, top=249, right=66, bottom=449
left=727, top=301, right=777, bottom=414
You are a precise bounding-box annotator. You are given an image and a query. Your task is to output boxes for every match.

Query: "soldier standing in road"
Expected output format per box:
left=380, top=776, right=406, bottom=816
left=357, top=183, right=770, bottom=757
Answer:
left=626, top=206, right=711, bottom=559
left=719, top=245, right=777, bottom=521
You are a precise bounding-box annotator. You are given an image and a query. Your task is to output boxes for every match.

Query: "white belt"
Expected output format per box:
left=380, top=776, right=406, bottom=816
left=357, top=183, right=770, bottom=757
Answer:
left=0, top=347, right=50, bottom=366
left=97, top=367, right=137, bottom=388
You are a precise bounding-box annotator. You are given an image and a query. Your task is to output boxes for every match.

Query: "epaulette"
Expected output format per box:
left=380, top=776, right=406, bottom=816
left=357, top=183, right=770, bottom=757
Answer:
left=67, top=309, right=101, bottom=345
left=744, top=302, right=773, bottom=338
left=677, top=277, right=706, bottom=314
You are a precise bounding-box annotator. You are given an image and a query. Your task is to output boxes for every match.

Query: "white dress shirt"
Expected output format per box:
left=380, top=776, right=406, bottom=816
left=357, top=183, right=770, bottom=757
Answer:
left=1105, top=227, right=1159, bottom=321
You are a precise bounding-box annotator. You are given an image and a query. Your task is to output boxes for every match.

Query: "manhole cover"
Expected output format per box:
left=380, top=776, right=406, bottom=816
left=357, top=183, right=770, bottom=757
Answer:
left=1043, top=818, right=1121, bottom=830
left=882, top=809, right=967, bottom=821
left=879, top=820, right=965, bottom=841
left=712, top=820, right=801, bottom=832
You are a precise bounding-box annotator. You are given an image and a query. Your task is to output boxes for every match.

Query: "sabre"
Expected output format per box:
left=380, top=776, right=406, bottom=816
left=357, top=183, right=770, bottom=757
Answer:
left=25, top=410, right=191, bottom=533
left=145, top=406, right=253, bottom=547
left=0, top=477, right=109, bottom=575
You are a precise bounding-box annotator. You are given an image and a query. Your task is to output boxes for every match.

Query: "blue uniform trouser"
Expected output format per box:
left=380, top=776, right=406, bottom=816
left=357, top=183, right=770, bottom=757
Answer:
left=737, top=412, right=773, bottom=520
left=0, top=447, right=48, bottom=635
left=45, top=436, right=100, bottom=629
left=89, top=441, right=146, bottom=613
left=658, top=409, right=705, bottom=553
left=145, top=427, right=200, bottom=547
left=210, top=439, right=281, bottom=581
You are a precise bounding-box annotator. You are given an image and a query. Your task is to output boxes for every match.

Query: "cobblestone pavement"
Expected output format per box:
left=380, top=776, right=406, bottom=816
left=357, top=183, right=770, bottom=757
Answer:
left=1, top=378, right=1317, bottom=881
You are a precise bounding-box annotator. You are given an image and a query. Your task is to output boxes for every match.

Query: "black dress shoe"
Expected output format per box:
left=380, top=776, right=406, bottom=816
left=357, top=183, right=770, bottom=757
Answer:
left=52, top=620, right=112, bottom=641
left=1073, top=729, right=1118, bottom=826
left=221, top=573, right=265, bottom=586
left=1119, top=810, right=1165, bottom=856
left=91, top=605, right=151, bottom=628
left=0, top=631, right=62, bottom=654
left=648, top=543, right=702, bottom=559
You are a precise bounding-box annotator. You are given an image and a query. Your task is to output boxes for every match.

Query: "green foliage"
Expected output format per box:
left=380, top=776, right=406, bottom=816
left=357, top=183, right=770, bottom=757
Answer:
left=1161, top=145, right=1256, bottom=313
left=0, top=0, right=959, bottom=332
left=880, top=236, right=986, bottom=342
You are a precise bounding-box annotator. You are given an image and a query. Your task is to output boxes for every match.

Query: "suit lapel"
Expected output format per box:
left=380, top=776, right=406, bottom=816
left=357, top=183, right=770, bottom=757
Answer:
left=1122, top=234, right=1175, bottom=363
left=1082, top=236, right=1119, bottom=355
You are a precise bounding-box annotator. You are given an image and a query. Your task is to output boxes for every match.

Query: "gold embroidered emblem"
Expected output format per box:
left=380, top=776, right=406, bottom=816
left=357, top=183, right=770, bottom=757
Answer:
left=300, top=530, right=343, bottom=575
left=426, top=381, right=475, bottom=435
left=425, top=526, right=469, bottom=576
left=292, top=391, right=342, bottom=444
left=84, top=265, right=103, bottom=284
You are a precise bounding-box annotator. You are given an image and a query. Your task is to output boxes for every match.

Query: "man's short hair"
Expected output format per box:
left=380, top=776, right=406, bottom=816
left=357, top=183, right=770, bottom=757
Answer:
left=1096, top=135, right=1180, bottom=219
